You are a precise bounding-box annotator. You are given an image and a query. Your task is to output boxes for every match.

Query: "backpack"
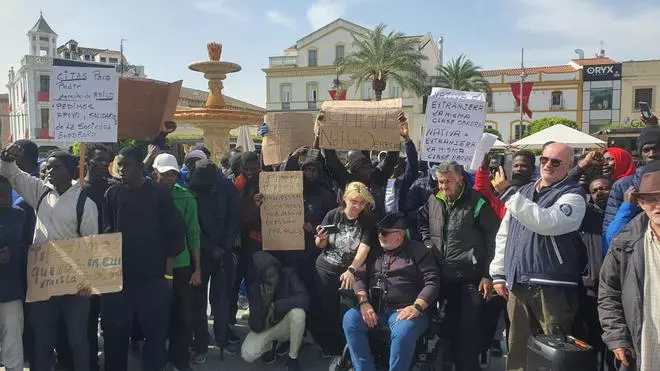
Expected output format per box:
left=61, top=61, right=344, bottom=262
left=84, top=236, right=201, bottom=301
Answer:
left=36, top=187, right=90, bottom=237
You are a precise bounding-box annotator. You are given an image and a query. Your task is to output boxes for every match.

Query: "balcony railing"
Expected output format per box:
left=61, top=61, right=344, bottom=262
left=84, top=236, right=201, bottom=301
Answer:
left=269, top=56, right=297, bottom=68
left=282, top=102, right=290, bottom=111
left=308, top=101, right=318, bottom=109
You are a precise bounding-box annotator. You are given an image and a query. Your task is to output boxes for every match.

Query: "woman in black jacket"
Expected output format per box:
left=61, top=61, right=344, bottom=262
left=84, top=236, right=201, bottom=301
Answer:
left=314, top=181, right=376, bottom=357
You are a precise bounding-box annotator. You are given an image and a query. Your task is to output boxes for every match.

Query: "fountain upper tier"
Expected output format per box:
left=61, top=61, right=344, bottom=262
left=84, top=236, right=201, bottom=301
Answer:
left=173, top=42, right=263, bottom=126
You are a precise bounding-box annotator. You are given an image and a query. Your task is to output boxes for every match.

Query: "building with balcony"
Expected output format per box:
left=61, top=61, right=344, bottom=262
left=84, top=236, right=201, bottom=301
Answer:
left=620, top=60, right=660, bottom=126
left=481, top=65, right=582, bottom=143
left=479, top=56, right=617, bottom=142
left=5, top=14, right=146, bottom=147
left=263, top=18, right=441, bottom=146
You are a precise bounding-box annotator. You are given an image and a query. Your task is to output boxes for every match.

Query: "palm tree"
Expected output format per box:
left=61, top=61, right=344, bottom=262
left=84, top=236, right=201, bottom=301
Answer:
left=337, top=23, right=428, bottom=101
left=431, top=55, right=490, bottom=92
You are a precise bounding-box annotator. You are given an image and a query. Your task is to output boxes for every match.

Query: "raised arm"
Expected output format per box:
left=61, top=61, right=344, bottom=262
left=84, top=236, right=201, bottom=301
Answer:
left=0, top=159, right=49, bottom=209
left=505, top=191, right=586, bottom=236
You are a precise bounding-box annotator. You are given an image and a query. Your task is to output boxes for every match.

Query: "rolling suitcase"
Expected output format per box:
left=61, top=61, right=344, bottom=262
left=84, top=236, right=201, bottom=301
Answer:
left=526, top=334, right=596, bottom=371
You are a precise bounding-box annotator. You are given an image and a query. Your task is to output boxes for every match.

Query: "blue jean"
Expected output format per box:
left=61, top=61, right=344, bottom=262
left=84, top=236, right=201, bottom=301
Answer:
left=343, top=307, right=428, bottom=371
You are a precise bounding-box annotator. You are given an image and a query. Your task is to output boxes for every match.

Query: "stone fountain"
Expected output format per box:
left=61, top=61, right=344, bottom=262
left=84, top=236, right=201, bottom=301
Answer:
left=173, top=42, right=263, bottom=162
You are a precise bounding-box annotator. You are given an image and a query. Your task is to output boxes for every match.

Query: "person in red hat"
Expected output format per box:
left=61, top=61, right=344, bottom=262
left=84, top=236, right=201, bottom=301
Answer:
left=600, top=160, right=660, bottom=370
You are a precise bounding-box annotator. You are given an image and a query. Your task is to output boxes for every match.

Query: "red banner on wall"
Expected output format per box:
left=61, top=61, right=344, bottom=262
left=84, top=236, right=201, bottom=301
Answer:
left=510, top=82, right=533, bottom=119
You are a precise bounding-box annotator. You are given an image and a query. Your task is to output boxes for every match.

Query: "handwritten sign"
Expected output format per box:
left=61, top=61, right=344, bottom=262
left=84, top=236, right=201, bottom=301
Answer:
left=319, top=98, right=403, bottom=151
left=262, top=113, right=315, bottom=166
left=260, top=171, right=305, bottom=251
left=26, top=233, right=123, bottom=303
left=421, top=88, right=487, bottom=167
left=50, top=60, right=118, bottom=142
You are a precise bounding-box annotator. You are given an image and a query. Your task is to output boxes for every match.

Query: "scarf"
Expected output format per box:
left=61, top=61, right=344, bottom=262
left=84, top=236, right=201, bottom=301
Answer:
left=606, top=147, right=636, bottom=181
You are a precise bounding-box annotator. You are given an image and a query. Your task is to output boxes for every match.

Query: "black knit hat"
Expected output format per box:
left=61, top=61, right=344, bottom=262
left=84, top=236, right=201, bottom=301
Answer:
left=47, top=151, right=77, bottom=177
left=377, top=212, right=407, bottom=231
left=637, top=126, right=660, bottom=150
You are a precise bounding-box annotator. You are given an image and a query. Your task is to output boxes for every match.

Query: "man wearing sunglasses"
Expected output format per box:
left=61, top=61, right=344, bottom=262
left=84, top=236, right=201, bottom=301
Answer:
left=490, top=143, right=587, bottom=371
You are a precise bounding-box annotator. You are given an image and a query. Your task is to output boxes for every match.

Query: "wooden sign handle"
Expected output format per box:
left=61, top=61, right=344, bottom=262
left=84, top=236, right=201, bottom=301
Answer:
left=79, top=143, right=86, bottom=187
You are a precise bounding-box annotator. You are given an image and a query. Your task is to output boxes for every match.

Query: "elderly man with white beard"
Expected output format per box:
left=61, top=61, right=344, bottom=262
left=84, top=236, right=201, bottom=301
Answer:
left=342, top=212, right=440, bottom=371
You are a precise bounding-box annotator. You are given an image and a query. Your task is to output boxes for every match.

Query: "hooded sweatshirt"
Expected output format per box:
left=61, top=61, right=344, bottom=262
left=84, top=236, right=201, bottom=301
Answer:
left=171, top=184, right=201, bottom=269
left=247, top=251, right=310, bottom=333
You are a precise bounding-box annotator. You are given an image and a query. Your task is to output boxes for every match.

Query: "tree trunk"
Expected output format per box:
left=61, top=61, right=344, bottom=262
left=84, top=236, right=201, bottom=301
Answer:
left=372, top=76, right=387, bottom=101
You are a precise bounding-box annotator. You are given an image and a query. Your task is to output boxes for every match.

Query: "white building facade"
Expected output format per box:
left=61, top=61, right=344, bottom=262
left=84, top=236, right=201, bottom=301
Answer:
left=5, top=14, right=145, bottom=148
left=481, top=65, right=582, bottom=143
left=263, top=18, right=441, bottom=146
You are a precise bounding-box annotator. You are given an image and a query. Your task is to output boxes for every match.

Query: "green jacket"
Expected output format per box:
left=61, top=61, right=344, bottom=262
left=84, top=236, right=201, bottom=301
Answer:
left=171, top=184, right=201, bottom=269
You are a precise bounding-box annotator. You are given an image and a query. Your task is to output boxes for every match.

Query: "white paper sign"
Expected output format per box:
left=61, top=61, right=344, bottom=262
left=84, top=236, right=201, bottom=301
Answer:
left=469, top=133, right=498, bottom=171
left=421, top=88, right=487, bottom=167
left=50, top=63, right=118, bottom=142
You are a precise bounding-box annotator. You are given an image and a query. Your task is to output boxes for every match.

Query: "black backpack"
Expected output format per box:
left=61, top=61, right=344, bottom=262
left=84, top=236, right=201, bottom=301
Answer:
left=36, top=187, right=90, bottom=237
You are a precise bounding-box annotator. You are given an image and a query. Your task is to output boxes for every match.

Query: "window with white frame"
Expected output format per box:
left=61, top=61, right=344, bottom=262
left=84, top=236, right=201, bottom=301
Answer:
left=551, top=91, right=562, bottom=108
left=391, top=86, right=401, bottom=98
left=280, top=84, right=292, bottom=102
left=307, top=83, right=318, bottom=102
left=308, top=49, right=318, bottom=67
left=335, top=45, right=344, bottom=62
left=513, top=123, right=529, bottom=140
left=363, top=84, right=372, bottom=100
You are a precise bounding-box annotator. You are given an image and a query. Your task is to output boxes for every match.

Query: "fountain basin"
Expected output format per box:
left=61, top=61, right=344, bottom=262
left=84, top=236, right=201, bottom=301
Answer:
left=189, top=61, right=241, bottom=74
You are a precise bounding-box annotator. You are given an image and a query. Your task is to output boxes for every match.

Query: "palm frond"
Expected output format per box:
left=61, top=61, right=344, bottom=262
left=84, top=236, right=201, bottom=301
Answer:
left=336, top=23, right=429, bottom=100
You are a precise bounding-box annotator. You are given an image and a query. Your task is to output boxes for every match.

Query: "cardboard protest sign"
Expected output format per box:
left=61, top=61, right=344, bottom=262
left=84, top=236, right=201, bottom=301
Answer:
left=50, top=59, right=118, bottom=142
left=421, top=88, right=487, bottom=167
left=260, top=171, right=305, bottom=251
left=26, top=233, right=123, bottom=303
left=262, top=113, right=315, bottom=166
left=118, top=78, right=182, bottom=141
left=319, top=98, right=403, bottom=151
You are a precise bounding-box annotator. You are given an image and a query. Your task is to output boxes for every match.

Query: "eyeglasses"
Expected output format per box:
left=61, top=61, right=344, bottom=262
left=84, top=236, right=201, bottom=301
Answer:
left=639, top=195, right=660, bottom=206
left=378, top=229, right=399, bottom=236
left=540, top=156, right=562, bottom=168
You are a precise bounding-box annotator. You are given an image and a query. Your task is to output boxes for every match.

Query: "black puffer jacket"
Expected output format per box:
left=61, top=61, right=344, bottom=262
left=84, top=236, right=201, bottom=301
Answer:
left=247, top=252, right=310, bottom=333
left=598, top=212, right=646, bottom=360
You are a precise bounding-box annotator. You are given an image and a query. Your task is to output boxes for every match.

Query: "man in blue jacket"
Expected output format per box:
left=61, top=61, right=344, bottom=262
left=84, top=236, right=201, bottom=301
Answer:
left=603, top=125, right=660, bottom=234
left=490, top=143, right=587, bottom=371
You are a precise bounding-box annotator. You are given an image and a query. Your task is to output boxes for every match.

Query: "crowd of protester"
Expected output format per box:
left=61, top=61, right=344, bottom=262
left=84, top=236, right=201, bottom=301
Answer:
left=0, top=113, right=659, bottom=371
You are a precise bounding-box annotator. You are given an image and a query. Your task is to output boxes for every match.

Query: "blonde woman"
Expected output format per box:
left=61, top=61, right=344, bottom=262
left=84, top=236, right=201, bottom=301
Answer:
left=314, top=182, right=376, bottom=357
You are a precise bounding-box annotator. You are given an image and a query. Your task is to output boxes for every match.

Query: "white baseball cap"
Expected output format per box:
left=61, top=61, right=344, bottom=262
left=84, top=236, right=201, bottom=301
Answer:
left=153, top=153, right=180, bottom=174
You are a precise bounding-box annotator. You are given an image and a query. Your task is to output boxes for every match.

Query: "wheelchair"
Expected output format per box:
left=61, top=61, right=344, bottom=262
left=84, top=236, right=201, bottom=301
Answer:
left=330, top=289, right=448, bottom=371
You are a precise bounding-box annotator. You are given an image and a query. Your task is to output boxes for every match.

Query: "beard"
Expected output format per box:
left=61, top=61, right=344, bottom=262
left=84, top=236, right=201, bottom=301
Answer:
left=510, top=172, right=531, bottom=187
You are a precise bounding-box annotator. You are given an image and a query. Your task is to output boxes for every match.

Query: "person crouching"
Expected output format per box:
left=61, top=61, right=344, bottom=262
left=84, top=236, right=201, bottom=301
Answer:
left=241, top=251, right=309, bottom=371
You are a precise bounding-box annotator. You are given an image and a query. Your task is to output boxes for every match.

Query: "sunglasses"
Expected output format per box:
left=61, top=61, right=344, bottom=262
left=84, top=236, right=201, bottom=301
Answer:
left=540, top=156, right=562, bottom=168
left=378, top=229, right=398, bottom=236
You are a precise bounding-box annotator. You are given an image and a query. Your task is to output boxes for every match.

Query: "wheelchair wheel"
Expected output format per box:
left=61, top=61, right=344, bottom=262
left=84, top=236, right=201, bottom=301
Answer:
left=329, top=346, right=353, bottom=371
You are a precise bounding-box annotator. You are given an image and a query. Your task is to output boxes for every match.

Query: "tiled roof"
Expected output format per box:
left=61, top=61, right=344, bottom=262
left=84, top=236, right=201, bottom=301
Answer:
left=480, top=65, right=577, bottom=77
left=29, top=15, right=57, bottom=35
left=570, top=57, right=617, bottom=66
